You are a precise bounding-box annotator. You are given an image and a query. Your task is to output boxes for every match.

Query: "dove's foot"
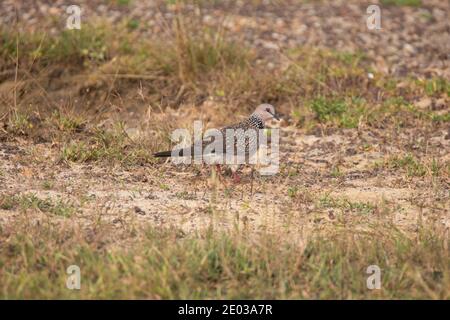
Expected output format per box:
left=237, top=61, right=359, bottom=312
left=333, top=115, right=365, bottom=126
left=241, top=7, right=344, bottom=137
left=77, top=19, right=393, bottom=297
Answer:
left=231, top=171, right=241, bottom=184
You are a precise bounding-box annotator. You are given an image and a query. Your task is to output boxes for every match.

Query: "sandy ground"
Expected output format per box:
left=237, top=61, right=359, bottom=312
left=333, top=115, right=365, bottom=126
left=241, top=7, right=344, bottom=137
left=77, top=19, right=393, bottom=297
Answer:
left=0, top=0, right=449, bottom=244
left=1, top=120, right=448, bottom=243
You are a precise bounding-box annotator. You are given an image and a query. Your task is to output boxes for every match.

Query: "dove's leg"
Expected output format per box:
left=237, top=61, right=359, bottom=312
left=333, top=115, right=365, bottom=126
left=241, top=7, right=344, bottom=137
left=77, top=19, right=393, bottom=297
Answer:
left=250, top=167, right=254, bottom=194
left=231, top=163, right=250, bottom=184
left=214, top=164, right=225, bottom=183
left=231, top=171, right=241, bottom=184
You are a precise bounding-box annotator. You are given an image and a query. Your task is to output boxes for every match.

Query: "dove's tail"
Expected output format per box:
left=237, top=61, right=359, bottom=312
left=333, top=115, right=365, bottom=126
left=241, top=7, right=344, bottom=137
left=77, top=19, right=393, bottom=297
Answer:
left=153, top=150, right=173, bottom=158
left=154, top=148, right=190, bottom=157
left=154, top=146, right=217, bottom=158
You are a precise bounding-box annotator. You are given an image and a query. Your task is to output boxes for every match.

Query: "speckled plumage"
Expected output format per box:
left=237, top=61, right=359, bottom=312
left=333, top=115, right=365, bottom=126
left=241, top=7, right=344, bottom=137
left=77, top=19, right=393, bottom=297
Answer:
left=154, top=104, right=278, bottom=161
left=215, top=114, right=266, bottom=160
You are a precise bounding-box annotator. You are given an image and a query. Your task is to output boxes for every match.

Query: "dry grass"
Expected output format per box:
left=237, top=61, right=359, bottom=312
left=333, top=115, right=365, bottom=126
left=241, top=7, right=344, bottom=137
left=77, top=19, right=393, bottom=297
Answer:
left=0, top=215, right=448, bottom=299
left=2, top=18, right=448, bottom=126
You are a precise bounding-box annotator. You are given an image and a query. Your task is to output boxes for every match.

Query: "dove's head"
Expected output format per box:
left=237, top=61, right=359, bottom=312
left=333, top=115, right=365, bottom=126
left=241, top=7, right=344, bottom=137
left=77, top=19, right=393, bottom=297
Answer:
left=252, top=104, right=280, bottom=122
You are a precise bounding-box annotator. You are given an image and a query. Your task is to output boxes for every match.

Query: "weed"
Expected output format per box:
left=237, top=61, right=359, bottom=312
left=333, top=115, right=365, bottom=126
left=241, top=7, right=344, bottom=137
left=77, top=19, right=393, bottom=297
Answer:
left=0, top=194, right=16, bottom=210
left=387, top=154, right=427, bottom=177
left=310, top=97, right=347, bottom=122
left=0, top=193, right=75, bottom=217
left=381, top=0, right=422, bottom=6
left=330, top=166, right=343, bottom=178
left=318, top=194, right=376, bottom=215
left=42, top=180, right=54, bottom=190
left=7, top=112, right=32, bottom=135
left=420, top=78, right=450, bottom=97
left=175, top=191, right=197, bottom=200
left=61, top=123, right=151, bottom=165
left=49, top=110, right=85, bottom=133
left=287, top=186, right=298, bottom=198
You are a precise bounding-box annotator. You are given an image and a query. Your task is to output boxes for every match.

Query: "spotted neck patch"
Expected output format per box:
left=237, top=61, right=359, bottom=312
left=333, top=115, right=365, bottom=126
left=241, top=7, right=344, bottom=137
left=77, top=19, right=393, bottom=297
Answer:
left=247, top=115, right=265, bottom=129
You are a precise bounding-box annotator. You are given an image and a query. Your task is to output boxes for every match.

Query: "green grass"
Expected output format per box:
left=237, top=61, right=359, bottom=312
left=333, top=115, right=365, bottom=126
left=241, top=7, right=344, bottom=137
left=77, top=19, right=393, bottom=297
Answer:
left=116, top=0, right=132, bottom=5
left=2, top=18, right=447, bottom=130
left=287, top=186, right=299, bottom=198
left=310, top=97, right=347, bottom=122
left=421, top=78, right=450, bottom=97
left=318, top=194, right=377, bottom=215
left=42, top=180, right=54, bottom=190
left=1, top=24, right=111, bottom=66
left=49, top=110, right=86, bottom=133
left=333, top=50, right=367, bottom=67
left=381, top=0, right=422, bottom=6
left=375, top=154, right=449, bottom=178
left=126, top=19, right=140, bottom=30
left=388, top=154, right=427, bottom=177
left=430, top=159, right=450, bottom=177
left=330, top=166, right=343, bottom=178
left=175, top=191, right=197, bottom=200
left=430, top=112, right=450, bottom=123
left=307, top=96, right=369, bottom=128
left=1, top=18, right=254, bottom=109
left=7, top=112, right=32, bottom=136
left=0, top=193, right=76, bottom=217
left=60, top=123, right=152, bottom=165
left=0, top=221, right=447, bottom=299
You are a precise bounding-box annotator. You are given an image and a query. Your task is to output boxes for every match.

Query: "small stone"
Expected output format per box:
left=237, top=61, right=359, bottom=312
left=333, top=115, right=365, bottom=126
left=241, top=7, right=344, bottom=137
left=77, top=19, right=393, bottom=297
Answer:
left=415, top=97, right=432, bottom=110
left=134, top=206, right=146, bottom=215
left=328, top=210, right=335, bottom=220
left=49, top=7, right=59, bottom=15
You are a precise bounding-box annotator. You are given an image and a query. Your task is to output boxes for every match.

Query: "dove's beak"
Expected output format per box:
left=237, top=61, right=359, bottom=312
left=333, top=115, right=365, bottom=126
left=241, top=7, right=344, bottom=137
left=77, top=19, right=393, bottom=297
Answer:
left=271, top=112, right=280, bottom=121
